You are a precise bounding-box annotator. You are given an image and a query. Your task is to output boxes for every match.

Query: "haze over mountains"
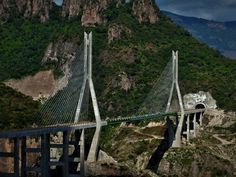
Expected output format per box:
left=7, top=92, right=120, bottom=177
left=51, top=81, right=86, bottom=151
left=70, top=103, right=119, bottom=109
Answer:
left=163, top=11, right=236, bottom=60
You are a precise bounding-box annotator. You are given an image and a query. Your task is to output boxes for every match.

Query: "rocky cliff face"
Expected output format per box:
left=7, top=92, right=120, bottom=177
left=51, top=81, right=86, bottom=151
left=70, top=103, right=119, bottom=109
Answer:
left=1, top=0, right=159, bottom=25
left=132, top=0, right=159, bottom=24
left=81, top=0, right=109, bottom=26
left=158, top=111, right=236, bottom=177
left=61, top=0, right=82, bottom=18
left=5, top=39, right=79, bottom=100
left=183, top=91, right=217, bottom=110
left=108, top=23, right=132, bottom=43
left=61, top=0, right=159, bottom=26
left=0, top=0, right=52, bottom=22
left=62, top=0, right=110, bottom=26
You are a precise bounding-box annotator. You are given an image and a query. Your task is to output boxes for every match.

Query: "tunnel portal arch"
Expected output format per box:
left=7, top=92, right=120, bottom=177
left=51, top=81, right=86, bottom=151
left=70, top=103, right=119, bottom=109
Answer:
left=195, top=102, right=206, bottom=109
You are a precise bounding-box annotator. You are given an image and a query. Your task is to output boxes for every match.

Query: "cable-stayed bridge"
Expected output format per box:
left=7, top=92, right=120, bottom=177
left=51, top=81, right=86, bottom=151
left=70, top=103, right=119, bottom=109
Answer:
left=0, top=32, right=205, bottom=177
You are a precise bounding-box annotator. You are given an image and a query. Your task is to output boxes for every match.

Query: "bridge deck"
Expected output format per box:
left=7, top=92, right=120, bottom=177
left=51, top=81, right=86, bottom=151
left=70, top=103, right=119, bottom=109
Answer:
left=0, top=109, right=205, bottom=138
left=0, top=121, right=107, bottom=138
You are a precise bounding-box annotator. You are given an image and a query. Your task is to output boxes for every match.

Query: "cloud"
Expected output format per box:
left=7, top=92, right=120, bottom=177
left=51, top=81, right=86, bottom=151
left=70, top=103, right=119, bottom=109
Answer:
left=156, top=0, right=236, bottom=21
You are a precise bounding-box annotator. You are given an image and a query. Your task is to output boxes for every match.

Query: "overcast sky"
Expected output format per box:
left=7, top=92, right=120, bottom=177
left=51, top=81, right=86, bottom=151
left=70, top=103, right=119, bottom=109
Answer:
left=157, top=0, right=236, bottom=22
left=54, top=0, right=236, bottom=22
left=54, top=0, right=62, bottom=5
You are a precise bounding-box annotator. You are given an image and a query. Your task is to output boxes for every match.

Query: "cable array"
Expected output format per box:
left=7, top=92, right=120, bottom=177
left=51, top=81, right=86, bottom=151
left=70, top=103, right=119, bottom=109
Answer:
left=36, top=41, right=89, bottom=126
left=138, top=59, right=173, bottom=114
left=35, top=40, right=179, bottom=127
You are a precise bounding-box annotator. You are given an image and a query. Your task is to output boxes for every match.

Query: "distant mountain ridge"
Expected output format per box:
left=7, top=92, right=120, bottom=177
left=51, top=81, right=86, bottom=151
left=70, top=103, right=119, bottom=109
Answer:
left=163, top=11, right=236, bottom=60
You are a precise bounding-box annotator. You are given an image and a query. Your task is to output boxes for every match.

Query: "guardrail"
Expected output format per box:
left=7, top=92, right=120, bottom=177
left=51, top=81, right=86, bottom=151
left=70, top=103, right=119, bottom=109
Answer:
left=106, top=112, right=178, bottom=125
left=0, top=121, right=107, bottom=138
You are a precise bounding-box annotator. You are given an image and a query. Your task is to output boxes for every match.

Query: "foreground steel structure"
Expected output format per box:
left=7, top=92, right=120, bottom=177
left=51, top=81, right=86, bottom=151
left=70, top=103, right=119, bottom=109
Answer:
left=0, top=32, right=205, bottom=177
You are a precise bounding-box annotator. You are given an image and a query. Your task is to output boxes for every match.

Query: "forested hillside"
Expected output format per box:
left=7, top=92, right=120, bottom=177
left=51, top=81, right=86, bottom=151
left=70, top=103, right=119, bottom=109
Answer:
left=0, top=1, right=236, bottom=130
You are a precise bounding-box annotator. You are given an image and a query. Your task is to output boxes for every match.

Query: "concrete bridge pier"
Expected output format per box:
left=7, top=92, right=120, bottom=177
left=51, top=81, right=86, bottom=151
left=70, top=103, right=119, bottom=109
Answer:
left=186, top=114, right=190, bottom=142
left=79, top=129, right=85, bottom=177
left=193, top=113, right=197, bottom=137
left=199, top=112, right=203, bottom=126
left=184, top=111, right=205, bottom=143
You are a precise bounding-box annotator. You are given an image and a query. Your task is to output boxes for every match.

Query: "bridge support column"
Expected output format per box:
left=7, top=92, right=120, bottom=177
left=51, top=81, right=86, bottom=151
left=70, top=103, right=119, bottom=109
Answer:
left=172, top=114, right=183, bottom=148
left=41, top=134, right=50, bottom=177
left=63, top=131, right=69, bottom=177
left=21, top=137, right=27, bottom=177
left=87, top=125, right=101, bottom=162
left=186, top=114, right=190, bottom=142
left=14, top=138, right=19, bottom=177
left=193, top=113, right=197, bottom=137
left=199, top=112, right=203, bottom=126
left=80, top=129, right=85, bottom=176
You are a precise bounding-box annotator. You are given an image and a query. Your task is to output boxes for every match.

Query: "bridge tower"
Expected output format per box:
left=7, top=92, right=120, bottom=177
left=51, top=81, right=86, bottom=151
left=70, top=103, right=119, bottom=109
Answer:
left=166, top=51, right=185, bottom=147
left=74, top=32, right=102, bottom=162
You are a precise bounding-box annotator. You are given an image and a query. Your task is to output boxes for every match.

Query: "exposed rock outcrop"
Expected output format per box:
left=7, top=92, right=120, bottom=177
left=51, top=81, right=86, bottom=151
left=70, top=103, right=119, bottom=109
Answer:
left=1, top=0, right=160, bottom=24
left=61, top=0, right=159, bottom=26
left=62, top=0, right=110, bottom=26
left=61, top=0, right=82, bottom=18
left=5, top=70, right=57, bottom=100
left=158, top=113, right=236, bottom=177
left=42, top=40, right=78, bottom=66
left=119, top=72, right=132, bottom=92
left=132, top=0, right=159, bottom=24
left=5, top=39, right=79, bottom=100
left=85, top=161, right=137, bottom=177
left=81, top=0, right=109, bottom=26
left=183, top=91, right=217, bottom=110
left=100, top=48, right=135, bottom=65
left=0, top=0, right=53, bottom=22
left=108, top=24, right=132, bottom=43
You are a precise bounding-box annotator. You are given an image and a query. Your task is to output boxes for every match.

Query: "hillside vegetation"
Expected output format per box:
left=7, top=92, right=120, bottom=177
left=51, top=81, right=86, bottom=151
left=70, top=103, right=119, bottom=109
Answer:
left=0, top=84, right=39, bottom=130
left=0, top=2, right=236, bottom=130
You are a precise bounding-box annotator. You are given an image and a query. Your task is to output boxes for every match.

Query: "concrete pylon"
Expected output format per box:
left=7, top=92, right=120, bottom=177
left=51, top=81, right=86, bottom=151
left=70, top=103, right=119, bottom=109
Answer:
left=166, top=51, right=185, bottom=147
left=74, top=32, right=102, bottom=162
left=87, top=32, right=102, bottom=162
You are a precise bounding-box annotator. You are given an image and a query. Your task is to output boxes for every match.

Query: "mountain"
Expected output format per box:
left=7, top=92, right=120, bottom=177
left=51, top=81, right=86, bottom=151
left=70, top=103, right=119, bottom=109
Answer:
left=0, top=0, right=236, bottom=176
left=0, top=0, right=52, bottom=22
left=0, top=0, right=235, bottom=126
left=163, top=11, right=236, bottom=60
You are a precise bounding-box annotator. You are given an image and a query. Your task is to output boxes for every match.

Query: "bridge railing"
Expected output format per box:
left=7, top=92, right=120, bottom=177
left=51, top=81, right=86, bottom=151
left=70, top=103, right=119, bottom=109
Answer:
left=106, top=109, right=206, bottom=126
left=106, top=112, right=178, bottom=125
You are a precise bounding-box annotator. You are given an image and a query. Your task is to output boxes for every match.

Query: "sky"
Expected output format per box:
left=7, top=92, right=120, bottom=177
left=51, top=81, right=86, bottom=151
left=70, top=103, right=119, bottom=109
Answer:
left=54, top=0, right=63, bottom=5
left=157, top=0, right=236, bottom=22
left=54, top=0, right=236, bottom=22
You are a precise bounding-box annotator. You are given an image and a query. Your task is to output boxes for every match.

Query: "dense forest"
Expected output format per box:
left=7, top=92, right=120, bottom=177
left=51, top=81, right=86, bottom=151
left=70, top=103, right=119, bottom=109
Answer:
left=0, top=83, right=39, bottom=130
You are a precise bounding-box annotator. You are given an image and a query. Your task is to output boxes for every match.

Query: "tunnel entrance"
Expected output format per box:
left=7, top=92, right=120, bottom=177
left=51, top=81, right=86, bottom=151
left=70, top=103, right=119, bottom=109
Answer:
left=195, top=103, right=206, bottom=109
left=195, top=103, right=205, bottom=125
